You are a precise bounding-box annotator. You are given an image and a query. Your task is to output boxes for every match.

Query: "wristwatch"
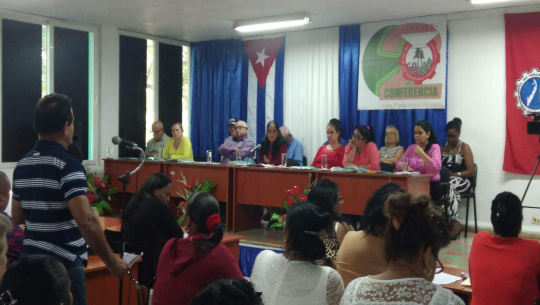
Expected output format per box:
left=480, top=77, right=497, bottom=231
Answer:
left=457, top=172, right=461, bottom=177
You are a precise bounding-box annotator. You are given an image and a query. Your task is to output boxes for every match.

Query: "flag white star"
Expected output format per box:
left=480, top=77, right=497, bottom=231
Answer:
left=255, top=48, right=269, bottom=67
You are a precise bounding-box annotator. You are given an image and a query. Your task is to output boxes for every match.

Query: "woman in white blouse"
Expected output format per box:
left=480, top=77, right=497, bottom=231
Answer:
left=340, top=192, right=464, bottom=305
left=251, top=202, right=345, bottom=305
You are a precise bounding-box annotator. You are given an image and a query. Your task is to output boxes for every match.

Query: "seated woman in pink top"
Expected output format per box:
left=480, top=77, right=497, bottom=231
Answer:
left=312, top=119, right=345, bottom=169
left=342, top=125, right=380, bottom=170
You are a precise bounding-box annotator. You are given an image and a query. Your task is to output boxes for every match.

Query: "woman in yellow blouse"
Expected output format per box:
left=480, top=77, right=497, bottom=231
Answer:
left=164, top=123, right=193, bottom=160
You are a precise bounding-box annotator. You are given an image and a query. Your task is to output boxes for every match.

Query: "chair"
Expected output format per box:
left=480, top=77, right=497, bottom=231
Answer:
left=462, top=163, right=478, bottom=238
left=123, top=242, right=154, bottom=305
left=303, top=156, right=307, bottom=167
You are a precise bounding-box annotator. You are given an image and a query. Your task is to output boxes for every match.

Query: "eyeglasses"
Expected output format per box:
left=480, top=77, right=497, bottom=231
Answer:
left=385, top=132, right=395, bottom=136
left=435, top=256, right=444, bottom=274
left=235, top=126, right=247, bottom=130
left=352, top=135, right=365, bottom=141
left=151, top=129, right=163, bottom=134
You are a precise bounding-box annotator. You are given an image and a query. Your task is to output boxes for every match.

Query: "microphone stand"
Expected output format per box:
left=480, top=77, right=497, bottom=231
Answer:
left=522, top=154, right=540, bottom=209
left=117, top=146, right=145, bottom=305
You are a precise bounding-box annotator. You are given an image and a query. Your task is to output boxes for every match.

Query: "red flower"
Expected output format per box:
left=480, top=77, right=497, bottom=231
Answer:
left=176, top=209, right=181, bottom=218
left=180, top=201, right=187, bottom=208
left=287, top=197, right=295, bottom=205
left=285, top=189, right=291, bottom=196
left=280, top=214, right=286, bottom=222
left=298, top=194, right=307, bottom=202
left=186, top=182, right=194, bottom=190
left=87, top=192, right=98, bottom=203
left=292, top=186, right=301, bottom=194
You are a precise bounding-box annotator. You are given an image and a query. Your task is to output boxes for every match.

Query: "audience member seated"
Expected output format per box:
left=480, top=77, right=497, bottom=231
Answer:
left=323, top=118, right=348, bottom=146
left=0, top=171, right=23, bottom=268
left=218, top=120, right=254, bottom=164
left=396, top=120, right=442, bottom=200
left=145, top=121, right=169, bottom=158
left=227, top=117, right=238, bottom=137
left=441, top=118, right=475, bottom=237
left=152, top=193, right=242, bottom=305
left=0, top=255, right=72, bottom=305
left=308, top=179, right=353, bottom=267
left=164, top=122, right=194, bottom=160
left=469, top=192, right=540, bottom=305
left=190, top=278, right=263, bottom=305
left=379, top=125, right=404, bottom=172
left=257, top=121, right=287, bottom=166
left=122, top=173, right=183, bottom=287
left=312, top=119, right=345, bottom=169
left=0, top=214, right=11, bottom=280
left=336, top=183, right=405, bottom=286
left=341, top=192, right=463, bottom=305
left=251, top=202, right=345, bottom=305
left=280, top=126, right=304, bottom=166
left=343, top=125, right=380, bottom=170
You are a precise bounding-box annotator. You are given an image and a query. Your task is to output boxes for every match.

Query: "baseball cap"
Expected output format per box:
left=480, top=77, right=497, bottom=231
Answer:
left=228, top=117, right=238, bottom=125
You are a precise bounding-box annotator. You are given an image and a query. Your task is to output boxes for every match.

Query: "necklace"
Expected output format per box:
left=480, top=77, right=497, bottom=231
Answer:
left=444, top=140, right=461, bottom=154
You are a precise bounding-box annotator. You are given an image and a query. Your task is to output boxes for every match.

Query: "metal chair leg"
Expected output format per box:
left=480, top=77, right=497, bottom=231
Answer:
left=473, top=195, right=478, bottom=233
left=465, top=196, right=470, bottom=238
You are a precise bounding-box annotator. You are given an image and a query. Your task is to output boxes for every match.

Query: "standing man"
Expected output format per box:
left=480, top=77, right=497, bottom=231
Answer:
left=0, top=170, right=24, bottom=267
left=280, top=126, right=304, bottom=166
left=227, top=117, right=238, bottom=137
left=11, top=93, right=128, bottom=305
left=145, top=120, right=169, bottom=158
left=218, top=120, right=255, bottom=164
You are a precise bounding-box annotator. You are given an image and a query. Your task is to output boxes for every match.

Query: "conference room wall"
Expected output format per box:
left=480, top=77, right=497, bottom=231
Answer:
left=447, top=10, right=540, bottom=234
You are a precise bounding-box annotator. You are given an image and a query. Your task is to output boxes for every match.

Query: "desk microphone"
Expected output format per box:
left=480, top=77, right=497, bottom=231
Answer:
left=112, top=136, right=138, bottom=148
left=250, top=144, right=261, bottom=154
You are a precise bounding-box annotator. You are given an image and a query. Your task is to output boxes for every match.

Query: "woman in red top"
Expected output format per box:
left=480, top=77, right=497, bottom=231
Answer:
left=469, top=192, right=540, bottom=305
left=257, top=121, right=287, bottom=166
left=342, top=125, right=380, bottom=170
left=152, top=193, right=243, bottom=305
left=311, top=119, right=345, bottom=169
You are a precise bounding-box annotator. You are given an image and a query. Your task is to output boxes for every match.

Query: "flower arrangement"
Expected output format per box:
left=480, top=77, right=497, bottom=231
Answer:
left=268, top=181, right=315, bottom=229
left=87, top=172, right=119, bottom=216
left=176, top=171, right=217, bottom=225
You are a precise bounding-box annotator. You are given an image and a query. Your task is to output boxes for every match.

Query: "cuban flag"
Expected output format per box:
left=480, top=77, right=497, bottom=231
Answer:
left=243, top=37, right=285, bottom=144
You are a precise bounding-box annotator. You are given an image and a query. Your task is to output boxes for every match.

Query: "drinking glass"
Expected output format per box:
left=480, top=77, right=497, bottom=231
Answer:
left=159, top=149, right=164, bottom=160
left=322, top=155, right=328, bottom=169
left=236, top=150, right=242, bottom=164
left=281, top=153, right=287, bottom=167
left=402, top=157, right=409, bottom=173
left=106, top=146, right=114, bottom=159
left=206, top=150, right=213, bottom=163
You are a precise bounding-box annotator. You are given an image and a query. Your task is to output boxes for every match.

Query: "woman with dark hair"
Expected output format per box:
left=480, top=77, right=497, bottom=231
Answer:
left=343, top=125, right=380, bottom=170
left=341, top=192, right=463, bottom=305
left=257, top=121, right=288, bottom=166
left=0, top=255, right=72, bottom=305
left=251, top=202, right=345, bottom=305
left=308, top=179, right=353, bottom=267
left=469, top=192, right=540, bottom=305
left=312, top=119, right=345, bottom=168
left=441, top=118, right=475, bottom=236
left=123, top=173, right=183, bottom=287
left=190, top=278, right=263, bottom=305
left=152, top=193, right=242, bottom=305
left=379, top=125, right=404, bottom=172
left=336, top=183, right=405, bottom=286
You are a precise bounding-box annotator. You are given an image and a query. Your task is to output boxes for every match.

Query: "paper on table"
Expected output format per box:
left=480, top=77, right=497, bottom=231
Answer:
left=461, top=278, right=471, bottom=286
left=432, top=272, right=462, bottom=285
left=123, top=252, right=143, bottom=268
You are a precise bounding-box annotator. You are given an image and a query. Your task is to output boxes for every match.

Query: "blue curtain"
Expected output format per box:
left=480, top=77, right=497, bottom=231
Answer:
left=339, top=25, right=447, bottom=149
left=239, top=245, right=283, bottom=277
left=190, top=39, right=249, bottom=160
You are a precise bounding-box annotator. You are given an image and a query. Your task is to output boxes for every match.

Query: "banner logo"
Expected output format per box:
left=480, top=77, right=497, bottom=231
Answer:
left=514, top=69, right=540, bottom=115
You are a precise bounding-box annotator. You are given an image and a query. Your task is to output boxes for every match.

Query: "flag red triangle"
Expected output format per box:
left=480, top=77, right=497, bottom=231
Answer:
left=243, top=37, right=284, bottom=90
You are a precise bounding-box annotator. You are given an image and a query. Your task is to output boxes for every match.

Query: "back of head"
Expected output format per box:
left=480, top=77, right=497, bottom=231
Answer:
left=355, top=125, right=375, bottom=143
left=307, top=179, right=338, bottom=220
left=34, top=93, right=73, bottom=136
left=0, top=255, right=71, bottom=305
left=285, top=202, right=333, bottom=262
left=190, top=278, right=262, bottom=305
left=186, top=192, right=223, bottom=254
left=491, top=192, right=522, bottom=238
left=124, top=173, right=171, bottom=218
left=328, top=118, right=342, bottom=134
left=0, top=171, right=9, bottom=197
left=383, top=192, right=450, bottom=263
left=360, top=183, right=405, bottom=236
left=445, top=117, right=462, bottom=133
left=414, top=120, right=438, bottom=151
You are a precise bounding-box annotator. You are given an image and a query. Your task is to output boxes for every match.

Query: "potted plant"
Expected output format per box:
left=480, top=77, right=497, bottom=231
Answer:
left=87, top=172, right=118, bottom=216
left=176, top=171, right=217, bottom=226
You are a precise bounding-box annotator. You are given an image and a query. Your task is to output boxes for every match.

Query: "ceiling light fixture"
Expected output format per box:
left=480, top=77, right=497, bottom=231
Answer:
left=234, top=13, right=311, bottom=33
left=468, top=0, right=516, bottom=4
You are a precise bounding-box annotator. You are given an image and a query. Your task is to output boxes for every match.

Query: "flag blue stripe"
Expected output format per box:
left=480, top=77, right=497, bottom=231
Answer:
left=240, top=52, right=249, bottom=122
left=257, top=85, right=266, bottom=144
left=274, top=39, right=285, bottom=126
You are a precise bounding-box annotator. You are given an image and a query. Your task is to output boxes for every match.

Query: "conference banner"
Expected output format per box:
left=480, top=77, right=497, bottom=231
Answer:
left=358, top=15, right=447, bottom=110
left=504, top=12, right=540, bottom=175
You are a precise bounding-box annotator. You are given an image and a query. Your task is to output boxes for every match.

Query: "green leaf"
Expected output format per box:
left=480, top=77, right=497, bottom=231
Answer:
left=107, top=188, right=119, bottom=196
left=177, top=216, right=184, bottom=226
left=269, top=222, right=284, bottom=229
left=269, top=213, right=281, bottom=222
left=102, top=174, right=111, bottom=184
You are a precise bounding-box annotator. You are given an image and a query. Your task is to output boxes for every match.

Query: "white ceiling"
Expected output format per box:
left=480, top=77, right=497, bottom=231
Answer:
left=0, top=0, right=539, bottom=42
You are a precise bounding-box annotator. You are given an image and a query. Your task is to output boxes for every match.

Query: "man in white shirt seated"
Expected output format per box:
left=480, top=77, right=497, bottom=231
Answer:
left=145, top=121, right=169, bottom=158
left=280, top=126, right=304, bottom=166
left=218, top=120, right=254, bottom=164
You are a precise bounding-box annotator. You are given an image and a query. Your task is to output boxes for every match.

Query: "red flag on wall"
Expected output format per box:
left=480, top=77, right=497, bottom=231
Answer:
left=504, top=12, right=540, bottom=175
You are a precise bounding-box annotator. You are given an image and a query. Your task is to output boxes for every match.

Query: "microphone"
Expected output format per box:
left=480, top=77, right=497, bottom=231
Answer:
left=250, top=144, right=261, bottom=154
left=112, top=136, right=138, bottom=148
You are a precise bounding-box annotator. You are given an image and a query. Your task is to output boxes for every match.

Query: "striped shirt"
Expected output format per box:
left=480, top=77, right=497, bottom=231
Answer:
left=12, top=140, right=88, bottom=267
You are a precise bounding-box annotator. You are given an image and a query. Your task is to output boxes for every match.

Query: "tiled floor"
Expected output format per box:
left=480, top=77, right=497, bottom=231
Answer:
left=235, top=228, right=476, bottom=270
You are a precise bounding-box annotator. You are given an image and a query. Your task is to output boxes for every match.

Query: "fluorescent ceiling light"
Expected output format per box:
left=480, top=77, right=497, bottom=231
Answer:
left=469, top=0, right=517, bottom=4
left=234, top=13, right=310, bottom=33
